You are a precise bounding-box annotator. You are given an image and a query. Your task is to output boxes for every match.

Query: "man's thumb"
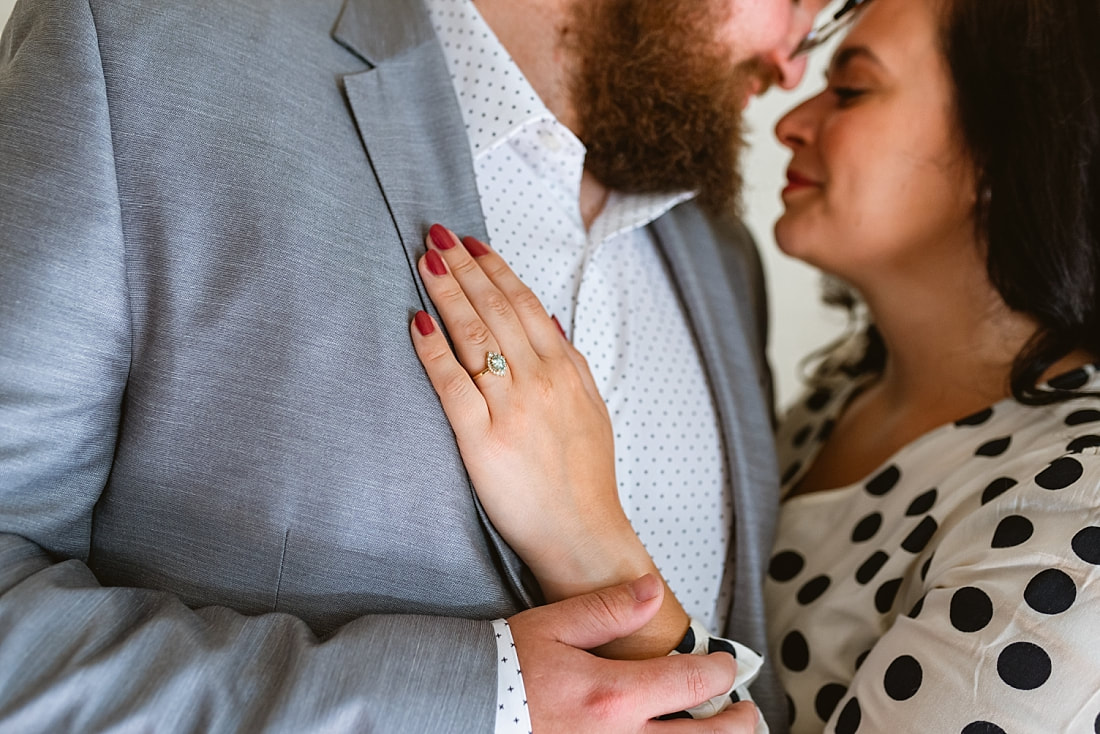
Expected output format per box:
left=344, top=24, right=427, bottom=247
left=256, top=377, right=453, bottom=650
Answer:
left=544, top=573, right=664, bottom=650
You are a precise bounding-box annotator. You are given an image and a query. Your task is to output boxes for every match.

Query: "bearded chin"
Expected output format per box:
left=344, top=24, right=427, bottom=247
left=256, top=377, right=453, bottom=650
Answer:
left=568, top=0, right=751, bottom=215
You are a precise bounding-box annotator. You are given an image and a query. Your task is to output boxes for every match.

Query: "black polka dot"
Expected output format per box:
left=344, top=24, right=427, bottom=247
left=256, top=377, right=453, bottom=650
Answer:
left=1049, top=367, right=1089, bottom=390
left=656, top=710, right=692, bottom=720
left=920, top=554, right=934, bottom=581
left=901, top=516, right=938, bottom=553
left=991, top=515, right=1034, bottom=548
left=835, top=697, right=862, bottom=734
left=1094, top=710, right=1099, bottom=734
left=997, top=641, right=1051, bottom=690
left=793, top=425, right=813, bottom=448
left=817, top=418, right=836, bottom=441
left=728, top=690, right=740, bottom=704
left=865, top=465, right=901, bottom=496
left=854, top=649, right=871, bottom=670
left=781, top=630, right=810, bottom=672
left=883, top=655, right=923, bottom=700
left=962, top=723, right=1007, bottom=734
left=798, top=575, right=831, bottom=605
left=855, top=551, right=889, bottom=584
left=851, top=512, right=883, bottom=542
left=675, top=626, right=696, bottom=653
left=769, top=550, right=805, bottom=581
left=1036, top=456, right=1084, bottom=490
left=905, top=488, right=937, bottom=516
left=950, top=587, right=994, bottom=632
left=786, top=694, right=796, bottom=726
left=815, top=683, right=847, bottom=722
left=975, top=436, right=1011, bottom=457
left=956, top=407, right=994, bottom=426
left=1072, top=527, right=1100, bottom=564
left=1066, top=409, right=1100, bottom=426
left=806, top=387, right=833, bottom=412
left=781, top=461, right=802, bottom=485
left=1024, top=569, right=1077, bottom=614
left=708, top=637, right=737, bottom=657
left=875, top=578, right=903, bottom=613
left=908, top=595, right=925, bottom=618
left=981, top=477, right=1018, bottom=504
left=1068, top=434, right=1100, bottom=452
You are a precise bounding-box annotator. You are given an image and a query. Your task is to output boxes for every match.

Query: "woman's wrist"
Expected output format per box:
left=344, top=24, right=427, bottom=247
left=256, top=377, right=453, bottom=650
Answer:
left=520, top=507, right=693, bottom=659
left=525, top=513, right=661, bottom=601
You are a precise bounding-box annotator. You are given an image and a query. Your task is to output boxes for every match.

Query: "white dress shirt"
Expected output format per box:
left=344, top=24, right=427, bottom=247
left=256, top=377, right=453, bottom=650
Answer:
left=423, top=1, right=738, bottom=730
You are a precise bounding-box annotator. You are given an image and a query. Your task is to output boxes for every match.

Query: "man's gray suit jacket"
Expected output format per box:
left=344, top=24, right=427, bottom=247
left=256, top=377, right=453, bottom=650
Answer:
left=0, top=0, right=785, bottom=730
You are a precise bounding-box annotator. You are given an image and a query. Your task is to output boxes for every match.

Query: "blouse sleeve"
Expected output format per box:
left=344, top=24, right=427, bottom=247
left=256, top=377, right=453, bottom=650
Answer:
left=663, top=618, right=770, bottom=732
left=822, top=448, right=1100, bottom=733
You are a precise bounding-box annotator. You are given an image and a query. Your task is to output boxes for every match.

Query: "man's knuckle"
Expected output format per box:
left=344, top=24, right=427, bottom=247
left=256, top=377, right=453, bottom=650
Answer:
left=685, top=663, right=710, bottom=700
left=585, top=589, right=627, bottom=629
left=583, top=685, right=626, bottom=723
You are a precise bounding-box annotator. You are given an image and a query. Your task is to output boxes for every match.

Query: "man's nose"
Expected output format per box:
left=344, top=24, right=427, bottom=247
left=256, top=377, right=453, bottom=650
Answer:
left=770, top=51, right=810, bottom=89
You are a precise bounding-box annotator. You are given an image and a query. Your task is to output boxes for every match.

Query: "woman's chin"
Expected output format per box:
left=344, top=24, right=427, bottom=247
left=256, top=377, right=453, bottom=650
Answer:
left=773, top=217, right=811, bottom=262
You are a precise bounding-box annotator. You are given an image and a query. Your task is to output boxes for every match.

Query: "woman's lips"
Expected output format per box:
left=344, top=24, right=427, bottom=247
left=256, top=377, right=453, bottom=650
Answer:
left=782, top=169, right=820, bottom=196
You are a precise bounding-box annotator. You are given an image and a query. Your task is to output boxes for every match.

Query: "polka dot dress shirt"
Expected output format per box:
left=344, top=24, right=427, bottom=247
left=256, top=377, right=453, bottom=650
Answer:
left=767, top=331, right=1100, bottom=733
left=423, top=1, right=739, bottom=730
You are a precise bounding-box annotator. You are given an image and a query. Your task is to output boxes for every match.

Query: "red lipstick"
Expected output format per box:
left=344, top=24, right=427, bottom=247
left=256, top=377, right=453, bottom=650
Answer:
left=782, top=169, right=819, bottom=196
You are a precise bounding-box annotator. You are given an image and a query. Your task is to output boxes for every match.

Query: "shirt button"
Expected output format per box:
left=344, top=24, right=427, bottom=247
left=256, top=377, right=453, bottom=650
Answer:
left=538, top=128, right=562, bottom=152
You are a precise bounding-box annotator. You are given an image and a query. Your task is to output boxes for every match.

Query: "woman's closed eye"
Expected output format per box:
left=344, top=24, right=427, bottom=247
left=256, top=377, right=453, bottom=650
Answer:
left=830, top=85, right=867, bottom=105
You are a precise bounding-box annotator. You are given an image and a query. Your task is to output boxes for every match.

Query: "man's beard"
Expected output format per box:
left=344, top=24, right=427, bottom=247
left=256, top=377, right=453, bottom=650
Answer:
left=566, top=0, right=766, bottom=214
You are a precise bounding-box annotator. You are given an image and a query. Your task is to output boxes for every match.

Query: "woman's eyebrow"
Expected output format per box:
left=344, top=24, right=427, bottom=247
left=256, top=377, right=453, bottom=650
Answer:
left=829, top=45, right=885, bottom=74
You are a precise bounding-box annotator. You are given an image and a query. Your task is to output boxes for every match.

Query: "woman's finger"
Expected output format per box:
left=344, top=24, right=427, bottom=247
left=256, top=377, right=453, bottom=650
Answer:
left=426, top=225, right=538, bottom=371
left=558, top=336, right=606, bottom=410
left=409, top=310, right=493, bottom=442
left=458, top=234, right=567, bottom=360
left=416, top=245, right=513, bottom=385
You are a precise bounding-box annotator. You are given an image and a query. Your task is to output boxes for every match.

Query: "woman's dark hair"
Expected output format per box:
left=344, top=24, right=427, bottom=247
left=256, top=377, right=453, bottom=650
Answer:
left=943, top=0, right=1100, bottom=402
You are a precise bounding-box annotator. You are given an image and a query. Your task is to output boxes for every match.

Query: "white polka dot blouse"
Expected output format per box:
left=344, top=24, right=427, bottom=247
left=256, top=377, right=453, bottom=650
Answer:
left=768, top=330, right=1100, bottom=734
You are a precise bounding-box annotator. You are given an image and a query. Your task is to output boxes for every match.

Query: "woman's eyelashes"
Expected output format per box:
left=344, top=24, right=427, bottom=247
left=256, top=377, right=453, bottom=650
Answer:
left=830, top=85, right=867, bottom=105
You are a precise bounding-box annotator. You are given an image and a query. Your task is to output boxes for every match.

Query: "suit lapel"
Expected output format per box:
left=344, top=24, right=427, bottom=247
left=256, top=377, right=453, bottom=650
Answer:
left=650, top=208, right=779, bottom=634
left=332, top=0, right=536, bottom=609
left=334, top=0, right=490, bottom=312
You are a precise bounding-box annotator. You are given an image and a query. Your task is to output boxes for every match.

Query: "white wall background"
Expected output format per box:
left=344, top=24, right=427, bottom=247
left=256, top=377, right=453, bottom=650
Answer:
left=743, top=50, right=850, bottom=408
left=0, top=0, right=844, bottom=408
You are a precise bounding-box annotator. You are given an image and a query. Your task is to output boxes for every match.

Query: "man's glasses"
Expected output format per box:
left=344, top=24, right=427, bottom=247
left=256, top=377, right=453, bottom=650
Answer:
left=790, top=0, right=872, bottom=59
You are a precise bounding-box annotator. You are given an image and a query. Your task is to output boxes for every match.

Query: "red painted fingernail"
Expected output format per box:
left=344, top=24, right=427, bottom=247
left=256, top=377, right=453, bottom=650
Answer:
left=429, top=224, right=456, bottom=250
left=550, top=315, right=568, bottom=340
left=414, top=310, right=435, bottom=336
left=462, top=236, right=490, bottom=257
left=425, top=249, right=447, bottom=276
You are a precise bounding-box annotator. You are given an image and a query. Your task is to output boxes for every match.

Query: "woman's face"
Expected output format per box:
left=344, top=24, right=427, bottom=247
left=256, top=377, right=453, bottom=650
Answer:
left=773, top=0, right=978, bottom=290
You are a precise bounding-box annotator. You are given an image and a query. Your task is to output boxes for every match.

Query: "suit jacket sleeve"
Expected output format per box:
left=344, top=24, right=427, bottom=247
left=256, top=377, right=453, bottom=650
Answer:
left=0, top=2, right=496, bottom=730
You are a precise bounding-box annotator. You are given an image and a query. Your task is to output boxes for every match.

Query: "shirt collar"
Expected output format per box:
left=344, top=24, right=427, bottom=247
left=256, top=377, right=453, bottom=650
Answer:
left=423, top=0, right=557, bottom=157
left=424, top=0, right=696, bottom=237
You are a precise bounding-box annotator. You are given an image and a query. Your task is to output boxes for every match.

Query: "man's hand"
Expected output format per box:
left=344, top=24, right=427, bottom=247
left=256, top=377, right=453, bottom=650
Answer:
left=508, top=575, right=760, bottom=733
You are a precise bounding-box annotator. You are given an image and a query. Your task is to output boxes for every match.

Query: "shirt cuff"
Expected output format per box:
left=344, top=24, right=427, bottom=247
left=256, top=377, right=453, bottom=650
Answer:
left=491, top=618, right=532, bottom=734
left=665, top=617, right=770, bottom=733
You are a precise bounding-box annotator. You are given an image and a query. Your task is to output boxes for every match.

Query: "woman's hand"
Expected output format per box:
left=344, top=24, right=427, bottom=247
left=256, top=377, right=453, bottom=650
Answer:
left=410, top=225, right=688, bottom=657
